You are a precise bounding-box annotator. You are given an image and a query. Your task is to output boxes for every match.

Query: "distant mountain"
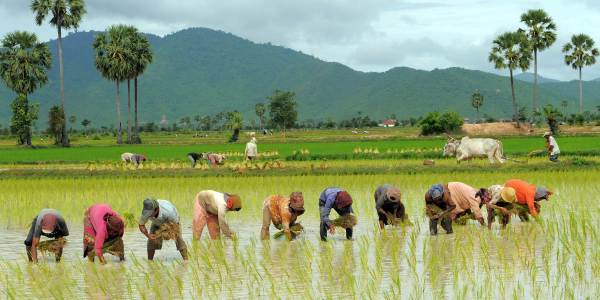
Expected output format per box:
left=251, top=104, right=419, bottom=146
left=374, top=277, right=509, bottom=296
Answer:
left=1, top=27, right=599, bottom=127
left=514, top=72, right=561, bottom=84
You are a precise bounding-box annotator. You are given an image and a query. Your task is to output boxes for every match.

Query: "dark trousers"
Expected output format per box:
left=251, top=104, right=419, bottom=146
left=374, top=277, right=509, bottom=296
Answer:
left=429, top=216, right=453, bottom=235
left=320, top=221, right=353, bottom=241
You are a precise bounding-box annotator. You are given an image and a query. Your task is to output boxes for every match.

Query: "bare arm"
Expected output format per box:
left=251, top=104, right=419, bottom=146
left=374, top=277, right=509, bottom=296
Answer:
left=31, top=237, right=40, bottom=263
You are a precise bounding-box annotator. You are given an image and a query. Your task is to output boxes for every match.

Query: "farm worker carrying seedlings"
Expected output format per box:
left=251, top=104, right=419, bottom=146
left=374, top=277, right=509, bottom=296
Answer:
left=192, top=190, right=242, bottom=240
left=319, top=187, right=356, bottom=241
left=245, top=137, right=258, bottom=161
left=24, top=208, right=69, bottom=263
left=544, top=132, right=560, bottom=162
left=485, top=185, right=517, bottom=228
left=425, top=182, right=490, bottom=235
left=504, top=179, right=552, bottom=220
left=138, top=198, right=189, bottom=260
left=261, top=192, right=305, bottom=240
left=374, top=184, right=409, bottom=229
left=83, top=204, right=125, bottom=264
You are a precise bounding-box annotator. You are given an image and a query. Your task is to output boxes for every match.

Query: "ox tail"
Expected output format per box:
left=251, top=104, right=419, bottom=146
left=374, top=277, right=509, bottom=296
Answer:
left=497, top=141, right=527, bottom=163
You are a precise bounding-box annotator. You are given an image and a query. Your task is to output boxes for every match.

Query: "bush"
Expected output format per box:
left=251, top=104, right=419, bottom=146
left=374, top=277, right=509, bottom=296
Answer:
left=419, top=111, right=463, bottom=135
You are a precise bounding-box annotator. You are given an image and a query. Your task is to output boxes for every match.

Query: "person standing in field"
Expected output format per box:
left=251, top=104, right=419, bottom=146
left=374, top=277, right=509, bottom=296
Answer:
left=24, top=209, right=69, bottom=263
left=245, top=137, right=258, bottom=161
left=192, top=190, right=242, bottom=240
left=425, top=182, right=490, bottom=235
left=83, top=204, right=125, bottom=264
left=504, top=179, right=552, bottom=220
left=138, top=198, right=188, bottom=260
left=544, top=132, right=560, bottom=162
left=261, top=192, right=305, bottom=240
left=319, top=187, right=356, bottom=241
left=374, top=184, right=408, bottom=229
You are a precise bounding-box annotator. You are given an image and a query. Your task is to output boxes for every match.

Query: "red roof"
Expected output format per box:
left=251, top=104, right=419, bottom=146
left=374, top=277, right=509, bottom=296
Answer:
left=383, top=119, right=396, bottom=125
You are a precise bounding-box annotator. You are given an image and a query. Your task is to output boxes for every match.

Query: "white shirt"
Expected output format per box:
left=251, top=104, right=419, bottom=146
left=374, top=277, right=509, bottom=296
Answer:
left=245, top=142, right=257, bottom=157
left=548, top=136, right=560, bottom=155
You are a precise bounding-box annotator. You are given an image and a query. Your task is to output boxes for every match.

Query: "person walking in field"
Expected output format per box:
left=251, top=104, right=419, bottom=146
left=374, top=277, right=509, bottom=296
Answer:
left=261, top=192, right=305, bottom=240
left=504, top=179, right=552, bottom=220
left=192, top=190, right=242, bottom=240
left=83, top=204, right=125, bottom=264
left=319, top=187, right=356, bottom=241
left=138, top=198, right=188, bottom=260
left=374, top=184, right=408, bottom=229
left=245, top=137, right=258, bottom=161
left=544, top=132, right=560, bottom=162
left=24, top=209, right=69, bottom=263
left=425, top=182, right=490, bottom=235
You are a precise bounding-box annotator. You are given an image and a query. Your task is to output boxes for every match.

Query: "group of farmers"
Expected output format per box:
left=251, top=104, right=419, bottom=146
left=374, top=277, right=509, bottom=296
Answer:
left=24, top=179, right=551, bottom=263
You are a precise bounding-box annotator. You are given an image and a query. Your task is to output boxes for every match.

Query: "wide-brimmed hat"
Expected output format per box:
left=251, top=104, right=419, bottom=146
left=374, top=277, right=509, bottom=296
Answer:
left=141, top=198, right=159, bottom=220
left=335, top=191, right=353, bottom=208
left=500, top=187, right=517, bottom=203
left=386, top=187, right=401, bottom=202
left=535, top=186, right=551, bottom=200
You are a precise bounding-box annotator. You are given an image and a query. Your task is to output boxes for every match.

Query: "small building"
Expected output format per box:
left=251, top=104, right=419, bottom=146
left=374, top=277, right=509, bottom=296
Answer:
left=378, top=119, right=397, bottom=128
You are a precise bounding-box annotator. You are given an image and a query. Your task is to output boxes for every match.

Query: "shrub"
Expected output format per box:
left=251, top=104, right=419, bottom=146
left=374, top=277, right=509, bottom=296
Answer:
left=419, top=111, right=463, bottom=135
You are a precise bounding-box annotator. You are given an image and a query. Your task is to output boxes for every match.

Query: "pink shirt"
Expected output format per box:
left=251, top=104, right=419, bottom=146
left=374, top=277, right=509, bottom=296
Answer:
left=85, top=204, right=118, bottom=258
left=447, top=182, right=483, bottom=220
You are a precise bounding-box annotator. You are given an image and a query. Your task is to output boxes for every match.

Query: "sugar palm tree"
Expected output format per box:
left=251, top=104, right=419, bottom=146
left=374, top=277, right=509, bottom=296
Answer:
left=93, top=25, right=135, bottom=144
left=0, top=31, right=51, bottom=145
left=519, top=9, right=556, bottom=117
left=562, top=34, right=599, bottom=113
left=471, top=90, right=484, bottom=122
left=489, top=31, right=532, bottom=121
left=129, top=30, right=152, bottom=144
left=31, top=0, right=86, bottom=147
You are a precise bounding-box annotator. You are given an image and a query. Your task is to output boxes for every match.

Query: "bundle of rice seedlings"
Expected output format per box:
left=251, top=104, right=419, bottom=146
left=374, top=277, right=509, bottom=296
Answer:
left=154, top=223, right=181, bottom=240
left=272, top=223, right=304, bottom=239
left=38, top=238, right=67, bottom=255
left=331, top=214, right=357, bottom=229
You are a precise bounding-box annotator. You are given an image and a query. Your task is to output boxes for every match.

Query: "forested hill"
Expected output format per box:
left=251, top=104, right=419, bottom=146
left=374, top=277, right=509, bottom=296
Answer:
left=1, top=27, right=598, bottom=127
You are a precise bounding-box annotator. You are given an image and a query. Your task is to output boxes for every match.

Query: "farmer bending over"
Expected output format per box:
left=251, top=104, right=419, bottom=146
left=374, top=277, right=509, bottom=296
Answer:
left=139, top=199, right=188, bottom=260
left=374, top=184, right=408, bottom=229
left=188, top=152, right=201, bottom=168
left=319, top=187, right=355, bottom=241
left=426, top=183, right=489, bottom=234
left=425, top=184, right=453, bottom=235
left=504, top=179, right=552, bottom=220
left=486, top=185, right=517, bottom=228
left=193, top=190, right=242, bottom=240
left=261, top=192, right=305, bottom=240
left=83, top=204, right=125, bottom=264
left=24, top=208, right=69, bottom=263
left=544, top=132, right=560, bottom=162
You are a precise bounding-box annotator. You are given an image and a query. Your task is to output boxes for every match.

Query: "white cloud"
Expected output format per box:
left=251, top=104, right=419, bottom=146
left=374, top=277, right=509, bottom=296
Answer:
left=1, top=0, right=600, bottom=80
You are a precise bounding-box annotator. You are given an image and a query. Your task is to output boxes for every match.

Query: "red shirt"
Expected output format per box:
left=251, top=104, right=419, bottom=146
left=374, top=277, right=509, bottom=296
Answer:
left=505, top=179, right=537, bottom=216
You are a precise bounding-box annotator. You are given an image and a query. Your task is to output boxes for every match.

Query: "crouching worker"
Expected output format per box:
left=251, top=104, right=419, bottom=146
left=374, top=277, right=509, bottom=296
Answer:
left=24, top=209, right=69, bottom=263
left=261, top=192, right=305, bottom=240
left=83, top=204, right=125, bottom=264
left=375, top=184, right=409, bottom=229
left=193, top=190, right=242, bottom=240
left=486, top=185, right=516, bottom=228
left=187, top=152, right=201, bottom=168
left=139, top=198, right=188, bottom=260
left=319, top=187, right=356, bottom=241
left=504, top=179, right=552, bottom=221
left=426, top=184, right=453, bottom=235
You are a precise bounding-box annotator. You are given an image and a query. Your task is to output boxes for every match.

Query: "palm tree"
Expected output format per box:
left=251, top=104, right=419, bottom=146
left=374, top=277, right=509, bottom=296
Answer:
left=471, top=90, right=484, bottom=122
left=129, top=30, right=152, bottom=144
left=0, top=31, right=51, bottom=145
left=519, top=9, right=556, bottom=118
left=255, top=103, right=266, bottom=130
left=489, top=31, right=532, bottom=122
left=31, top=0, right=86, bottom=147
left=562, top=34, right=599, bottom=113
left=93, top=25, right=135, bottom=144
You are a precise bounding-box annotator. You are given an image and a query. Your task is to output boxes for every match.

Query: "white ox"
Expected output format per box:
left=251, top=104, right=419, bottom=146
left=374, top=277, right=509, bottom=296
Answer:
left=443, top=136, right=505, bottom=164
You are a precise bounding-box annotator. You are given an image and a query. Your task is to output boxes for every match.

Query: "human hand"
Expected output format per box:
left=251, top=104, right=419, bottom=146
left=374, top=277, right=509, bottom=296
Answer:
left=148, top=234, right=158, bottom=240
left=328, top=227, right=336, bottom=235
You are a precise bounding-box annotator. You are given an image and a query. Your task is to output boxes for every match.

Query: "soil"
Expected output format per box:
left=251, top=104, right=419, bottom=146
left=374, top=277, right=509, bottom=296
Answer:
left=462, top=122, right=600, bottom=136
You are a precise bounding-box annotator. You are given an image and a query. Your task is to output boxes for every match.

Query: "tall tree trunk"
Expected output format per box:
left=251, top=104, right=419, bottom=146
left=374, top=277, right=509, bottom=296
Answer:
left=510, top=69, right=517, bottom=123
left=24, top=96, right=32, bottom=146
left=476, top=107, right=480, bottom=123
left=134, top=77, right=140, bottom=143
left=533, top=49, right=538, bottom=122
left=127, top=79, right=132, bottom=143
left=116, top=81, right=122, bottom=144
left=57, top=26, right=69, bottom=147
left=579, top=67, right=583, bottom=113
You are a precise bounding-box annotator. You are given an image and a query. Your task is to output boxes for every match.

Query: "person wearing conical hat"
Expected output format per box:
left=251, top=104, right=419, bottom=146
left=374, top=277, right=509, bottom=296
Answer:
left=192, top=190, right=242, bottom=240
left=138, top=198, right=188, bottom=260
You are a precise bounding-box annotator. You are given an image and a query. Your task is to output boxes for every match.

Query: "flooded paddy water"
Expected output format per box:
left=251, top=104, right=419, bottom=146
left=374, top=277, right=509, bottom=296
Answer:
left=0, top=171, right=598, bottom=298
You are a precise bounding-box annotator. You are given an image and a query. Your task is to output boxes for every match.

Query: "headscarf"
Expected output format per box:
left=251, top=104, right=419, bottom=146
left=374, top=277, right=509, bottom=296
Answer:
left=429, top=184, right=444, bottom=201
left=105, top=215, right=124, bottom=238
left=335, top=191, right=353, bottom=208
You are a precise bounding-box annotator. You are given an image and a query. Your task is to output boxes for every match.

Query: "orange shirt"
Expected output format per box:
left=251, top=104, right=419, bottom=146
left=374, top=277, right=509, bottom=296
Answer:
left=505, top=179, right=537, bottom=216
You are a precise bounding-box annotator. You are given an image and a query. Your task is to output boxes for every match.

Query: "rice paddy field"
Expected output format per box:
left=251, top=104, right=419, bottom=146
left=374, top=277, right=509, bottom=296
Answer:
left=0, top=170, right=598, bottom=298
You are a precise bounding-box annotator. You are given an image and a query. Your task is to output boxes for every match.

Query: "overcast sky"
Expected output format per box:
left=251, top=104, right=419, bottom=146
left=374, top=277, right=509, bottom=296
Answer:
left=2, top=0, right=600, bottom=80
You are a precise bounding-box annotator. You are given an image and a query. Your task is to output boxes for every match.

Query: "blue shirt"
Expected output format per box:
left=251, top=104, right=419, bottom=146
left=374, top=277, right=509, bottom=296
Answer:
left=319, top=188, right=353, bottom=227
